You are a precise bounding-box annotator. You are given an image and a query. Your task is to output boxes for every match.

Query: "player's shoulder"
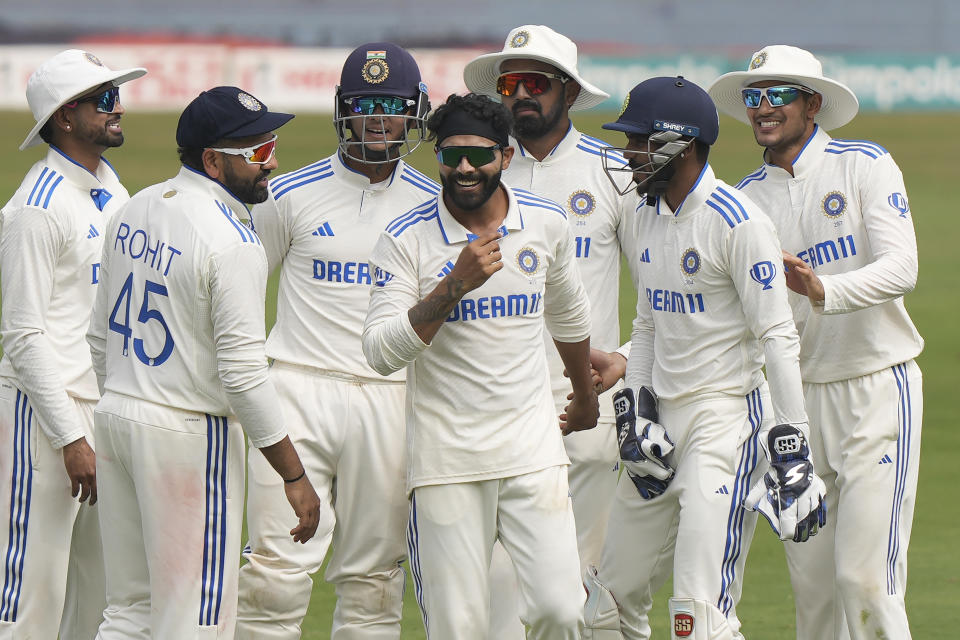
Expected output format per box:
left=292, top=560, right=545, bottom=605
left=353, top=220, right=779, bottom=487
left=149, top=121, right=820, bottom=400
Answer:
left=735, top=164, right=770, bottom=191
left=703, top=181, right=769, bottom=231
left=383, top=195, right=441, bottom=239
left=822, top=137, right=890, bottom=161
left=397, top=163, right=441, bottom=197
left=7, top=160, right=71, bottom=213
left=513, top=187, right=567, bottom=220
left=268, top=156, right=337, bottom=201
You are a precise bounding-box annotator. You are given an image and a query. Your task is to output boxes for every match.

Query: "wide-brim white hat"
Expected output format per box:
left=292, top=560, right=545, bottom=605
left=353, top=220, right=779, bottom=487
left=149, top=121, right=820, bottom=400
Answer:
left=21, top=49, right=147, bottom=150
left=463, top=25, right=609, bottom=112
left=708, top=45, right=858, bottom=131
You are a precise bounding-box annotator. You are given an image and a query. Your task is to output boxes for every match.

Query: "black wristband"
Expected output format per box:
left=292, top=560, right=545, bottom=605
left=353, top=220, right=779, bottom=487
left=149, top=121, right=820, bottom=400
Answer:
left=283, top=470, right=306, bottom=484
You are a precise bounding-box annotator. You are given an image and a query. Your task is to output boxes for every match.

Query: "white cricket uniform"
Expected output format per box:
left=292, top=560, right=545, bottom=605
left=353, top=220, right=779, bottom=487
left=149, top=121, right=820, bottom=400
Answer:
left=487, top=124, right=641, bottom=639
left=595, top=164, right=807, bottom=640
left=362, top=185, right=591, bottom=640
left=737, top=125, right=924, bottom=640
left=0, top=146, right=127, bottom=639
left=235, top=153, right=439, bottom=640
left=87, top=165, right=287, bottom=639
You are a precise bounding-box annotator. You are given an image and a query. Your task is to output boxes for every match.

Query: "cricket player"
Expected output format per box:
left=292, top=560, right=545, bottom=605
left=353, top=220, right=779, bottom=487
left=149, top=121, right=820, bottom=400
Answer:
left=581, top=77, right=826, bottom=640
left=463, top=26, right=642, bottom=637
left=87, top=86, right=321, bottom=638
left=0, top=49, right=145, bottom=639
left=235, top=42, right=438, bottom=640
left=709, top=45, right=924, bottom=640
left=362, top=92, right=598, bottom=640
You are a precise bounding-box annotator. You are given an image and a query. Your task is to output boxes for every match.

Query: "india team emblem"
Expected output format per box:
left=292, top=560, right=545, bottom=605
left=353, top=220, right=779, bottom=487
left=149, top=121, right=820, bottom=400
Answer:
left=749, top=51, right=767, bottom=70
left=568, top=190, right=596, bottom=217
left=237, top=92, right=262, bottom=111
left=362, top=59, right=390, bottom=84
left=510, top=30, right=530, bottom=48
left=821, top=191, right=846, bottom=218
left=517, top=247, right=540, bottom=274
left=83, top=52, right=104, bottom=67
left=680, top=248, right=701, bottom=276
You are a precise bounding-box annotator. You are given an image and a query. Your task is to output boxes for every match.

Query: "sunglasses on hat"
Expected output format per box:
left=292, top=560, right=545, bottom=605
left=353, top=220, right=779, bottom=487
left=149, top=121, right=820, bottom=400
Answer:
left=348, top=96, right=416, bottom=115
left=435, top=144, right=502, bottom=168
left=741, top=85, right=814, bottom=109
left=66, top=86, right=121, bottom=114
left=208, top=135, right=278, bottom=164
left=495, top=71, right=568, bottom=97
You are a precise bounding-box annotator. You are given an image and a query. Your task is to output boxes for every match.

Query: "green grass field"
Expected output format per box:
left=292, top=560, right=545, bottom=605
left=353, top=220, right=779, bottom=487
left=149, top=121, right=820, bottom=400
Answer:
left=2, top=108, right=957, bottom=637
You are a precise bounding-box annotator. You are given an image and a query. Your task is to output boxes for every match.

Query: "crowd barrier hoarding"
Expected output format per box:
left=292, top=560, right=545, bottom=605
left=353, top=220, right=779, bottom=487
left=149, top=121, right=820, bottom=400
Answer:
left=2, top=44, right=959, bottom=112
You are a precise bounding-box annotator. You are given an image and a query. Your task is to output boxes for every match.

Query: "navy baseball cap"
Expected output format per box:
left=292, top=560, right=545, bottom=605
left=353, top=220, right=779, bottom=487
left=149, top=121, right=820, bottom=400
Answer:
left=338, top=43, right=423, bottom=98
left=176, top=86, right=294, bottom=148
left=603, top=76, right=719, bottom=145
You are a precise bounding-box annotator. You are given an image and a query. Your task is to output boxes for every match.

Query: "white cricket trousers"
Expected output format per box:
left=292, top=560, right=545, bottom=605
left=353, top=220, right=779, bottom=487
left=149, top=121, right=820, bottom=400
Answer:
left=408, top=465, right=584, bottom=640
left=487, top=418, right=619, bottom=640
left=594, top=386, right=769, bottom=640
left=0, top=378, right=105, bottom=640
left=93, top=392, right=245, bottom=639
left=786, top=360, right=923, bottom=640
left=236, top=364, right=408, bottom=640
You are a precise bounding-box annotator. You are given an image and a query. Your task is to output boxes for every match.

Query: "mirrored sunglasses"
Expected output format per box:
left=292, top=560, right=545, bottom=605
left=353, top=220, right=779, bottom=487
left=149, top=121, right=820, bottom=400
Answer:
left=495, top=71, right=568, bottom=97
left=209, top=135, right=278, bottom=164
left=741, top=85, right=814, bottom=108
left=348, top=96, right=416, bottom=115
left=66, top=86, right=121, bottom=113
left=435, top=145, right=501, bottom=168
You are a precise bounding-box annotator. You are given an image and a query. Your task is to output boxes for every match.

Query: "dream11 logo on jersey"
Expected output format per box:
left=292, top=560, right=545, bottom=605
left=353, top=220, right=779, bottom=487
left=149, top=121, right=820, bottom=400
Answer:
left=749, top=260, right=777, bottom=290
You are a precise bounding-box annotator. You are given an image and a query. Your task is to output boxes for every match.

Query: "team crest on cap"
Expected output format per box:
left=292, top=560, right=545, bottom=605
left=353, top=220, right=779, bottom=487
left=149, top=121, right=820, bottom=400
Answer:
left=618, top=94, right=630, bottom=118
left=510, top=30, right=530, bottom=48
left=681, top=248, right=701, bottom=276
left=237, top=92, right=262, bottom=111
left=362, top=59, right=390, bottom=84
left=83, top=52, right=104, bottom=67
left=517, top=247, right=540, bottom=274
left=821, top=191, right=846, bottom=218
left=749, top=51, right=768, bottom=70
left=568, top=190, right=596, bottom=217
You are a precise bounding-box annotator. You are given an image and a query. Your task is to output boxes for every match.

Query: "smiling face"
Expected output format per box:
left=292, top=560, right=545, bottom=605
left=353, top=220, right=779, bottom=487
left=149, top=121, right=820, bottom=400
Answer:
left=746, top=79, right=821, bottom=162
left=341, top=97, right=415, bottom=163
left=68, top=83, right=127, bottom=150
left=437, top=134, right=514, bottom=212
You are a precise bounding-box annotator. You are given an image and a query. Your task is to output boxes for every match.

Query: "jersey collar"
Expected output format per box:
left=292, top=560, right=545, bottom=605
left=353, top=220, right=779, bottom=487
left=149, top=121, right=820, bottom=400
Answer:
left=653, top=162, right=715, bottom=218
left=46, top=145, right=121, bottom=190
left=333, top=151, right=401, bottom=190
left=436, top=183, right=524, bottom=245
left=761, top=124, right=830, bottom=179
left=512, top=122, right=578, bottom=162
left=176, top=164, right=251, bottom=218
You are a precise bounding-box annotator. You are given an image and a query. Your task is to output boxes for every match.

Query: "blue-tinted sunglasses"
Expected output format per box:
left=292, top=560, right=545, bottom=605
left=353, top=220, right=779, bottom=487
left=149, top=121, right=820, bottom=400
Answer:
left=66, top=86, right=121, bottom=113
left=348, top=96, right=416, bottom=115
left=741, top=85, right=814, bottom=108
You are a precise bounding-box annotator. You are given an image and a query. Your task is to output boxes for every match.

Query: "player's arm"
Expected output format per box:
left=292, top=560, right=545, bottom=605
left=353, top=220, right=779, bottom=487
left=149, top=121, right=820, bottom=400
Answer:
left=2, top=205, right=96, bottom=503
left=362, top=231, right=502, bottom=375
left=543, top=224, right=597, bottom=434
left=785, top=156, right=918, bottom=313
left=249, top=189, right=291, bottom=275
left=207, top=243, right=320, bottom=542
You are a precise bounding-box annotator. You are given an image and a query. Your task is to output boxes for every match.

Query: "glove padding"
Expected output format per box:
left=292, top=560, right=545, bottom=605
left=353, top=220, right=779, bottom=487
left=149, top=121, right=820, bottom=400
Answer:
left=745, top=424, right=827, bottom=543
left=614, top=387, right=675, bottom=499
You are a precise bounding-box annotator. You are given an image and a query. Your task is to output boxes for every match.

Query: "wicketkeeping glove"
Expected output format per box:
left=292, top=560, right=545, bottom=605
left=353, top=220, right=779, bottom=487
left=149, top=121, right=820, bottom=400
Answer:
left=744, top=423, right=827, bottom=543
left=614, top=387, right=675, bottom=499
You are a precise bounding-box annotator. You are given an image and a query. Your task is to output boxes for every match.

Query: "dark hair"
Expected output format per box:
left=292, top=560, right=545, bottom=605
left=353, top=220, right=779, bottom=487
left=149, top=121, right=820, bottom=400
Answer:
left=426, top=93, right=513, bottom=144
left=694, top=140, right=710, bottom=164
left=38, top=120, right=54, bottom=144
left=177, top=146, right=205, bottom=171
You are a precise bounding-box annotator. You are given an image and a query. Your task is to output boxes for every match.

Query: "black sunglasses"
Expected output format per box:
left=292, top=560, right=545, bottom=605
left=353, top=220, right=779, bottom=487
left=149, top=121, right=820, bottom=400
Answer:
left=435, top=144, right=502, bottom=168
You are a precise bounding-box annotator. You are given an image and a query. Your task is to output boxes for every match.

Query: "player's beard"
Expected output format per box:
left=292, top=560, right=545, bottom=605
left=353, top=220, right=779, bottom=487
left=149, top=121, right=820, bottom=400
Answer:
left=440, top=169, right=502, bottom=211
left=511, top=98, right=565, bottom=140
left=221, top=161, right=272, bottom=205
left=75, top=116, right=124, bottom=149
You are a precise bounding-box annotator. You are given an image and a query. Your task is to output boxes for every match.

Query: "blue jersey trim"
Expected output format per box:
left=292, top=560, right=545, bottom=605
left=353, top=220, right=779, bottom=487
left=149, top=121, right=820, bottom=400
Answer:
left=27, top=167, right=64, bottom=209
left=387, top=200, right=443, bottom=238
left=215, top=201, right=260, bottom=245
left=400, top=166, right=441, bottom=194
left=707, top=187, right=751, bottom=228
left=513, top=188, right=567, bottom=218
left=825, top=139, right=888, bottom=159
left=271, top=160, right=335, bottom=200
left=736, top=166, right=767, bottom=190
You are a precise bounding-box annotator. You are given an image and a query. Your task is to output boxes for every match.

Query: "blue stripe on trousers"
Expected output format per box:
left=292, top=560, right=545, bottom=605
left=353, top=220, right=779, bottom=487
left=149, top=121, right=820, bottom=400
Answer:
left=887, top=364, right=912, bottom=595
left=718, top=387, right=763, bottom=615
left=200, top=415, right=228, bottom=626
left=406, top=493, right=429, bottom=636
left=1, top=390, right=34, bottom=622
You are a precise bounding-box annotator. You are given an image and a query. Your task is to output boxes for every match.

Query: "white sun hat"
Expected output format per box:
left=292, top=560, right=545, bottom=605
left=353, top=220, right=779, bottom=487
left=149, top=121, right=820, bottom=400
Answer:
left=708, top=45, right=858, bottom=131
left=463, top=24, right=609, bottom=111
left=21, top=49, right=147, bottom=150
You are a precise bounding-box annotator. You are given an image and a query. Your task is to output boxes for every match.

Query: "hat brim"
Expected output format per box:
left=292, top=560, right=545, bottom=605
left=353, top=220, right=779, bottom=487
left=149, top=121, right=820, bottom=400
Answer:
left=222, top=111, right=295, bottom=141
left=20, top=66, right=147, bottom=151
left=463, top=51, right=609, bottom=112
left=708, top=71, right=859, bottom=131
